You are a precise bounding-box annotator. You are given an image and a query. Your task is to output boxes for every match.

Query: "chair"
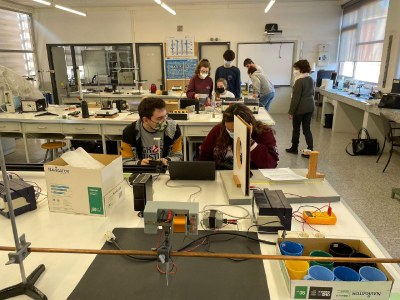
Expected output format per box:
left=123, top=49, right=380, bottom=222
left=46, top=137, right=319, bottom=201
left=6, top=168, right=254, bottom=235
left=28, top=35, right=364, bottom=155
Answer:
left=376, top=113, right=400, bottom=172
left=41, top=141, right=66, bottom=162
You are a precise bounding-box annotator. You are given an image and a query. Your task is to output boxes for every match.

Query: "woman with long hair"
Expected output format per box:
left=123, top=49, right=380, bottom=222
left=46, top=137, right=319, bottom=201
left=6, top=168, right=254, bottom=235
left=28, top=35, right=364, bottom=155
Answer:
left=199, top=103, right=278, bottom=169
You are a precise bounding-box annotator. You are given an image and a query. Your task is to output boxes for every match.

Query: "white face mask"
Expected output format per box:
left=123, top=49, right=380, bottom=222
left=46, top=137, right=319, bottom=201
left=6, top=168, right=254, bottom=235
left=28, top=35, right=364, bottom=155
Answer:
left=199, top=73, right=208, bottom=79
left=293, top=70, right=301, bottom=77
left=224, top=60, right=232, bottom=66
left=226, top=128, right=234, bottom=139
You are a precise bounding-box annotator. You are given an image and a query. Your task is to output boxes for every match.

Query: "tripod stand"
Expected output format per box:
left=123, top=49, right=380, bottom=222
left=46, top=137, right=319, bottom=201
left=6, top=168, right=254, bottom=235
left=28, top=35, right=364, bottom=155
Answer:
left=0, top=138, right=47, bottom=300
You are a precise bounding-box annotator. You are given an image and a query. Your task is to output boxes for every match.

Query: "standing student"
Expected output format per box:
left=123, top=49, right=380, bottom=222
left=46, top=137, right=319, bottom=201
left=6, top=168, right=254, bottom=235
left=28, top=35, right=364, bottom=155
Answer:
left=121, top=98, right=182, bottom=165
left=248, top=66, right=275, bottom=111
left=286, top=59, right=315, bottom=156
left=243, top=58, right=264, bottom=74
left=199, top=103, right=278, bottom=170
left=186, top=59, right=213, bottom=102
left=215, top=50, right=241, bottom=98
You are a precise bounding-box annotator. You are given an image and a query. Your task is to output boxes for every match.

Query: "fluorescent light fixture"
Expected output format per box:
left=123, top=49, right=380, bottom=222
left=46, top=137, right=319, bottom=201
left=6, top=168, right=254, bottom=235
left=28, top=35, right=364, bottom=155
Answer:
left=160, top=2, right=176, bottom=15
left=154, top=0, right=162, bottom=4
left=264, top=0, right=276, bottom=13
left=55, top=4, right=87, bottom=16
left=33, top=0, right=51, bottom=5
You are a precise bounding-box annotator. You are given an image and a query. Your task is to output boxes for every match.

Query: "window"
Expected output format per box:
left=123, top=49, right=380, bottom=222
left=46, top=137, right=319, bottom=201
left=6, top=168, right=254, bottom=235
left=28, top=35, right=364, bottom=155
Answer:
left=0, top=8, right=36, bottom=78
left=338, top=0, right=389, bottom=83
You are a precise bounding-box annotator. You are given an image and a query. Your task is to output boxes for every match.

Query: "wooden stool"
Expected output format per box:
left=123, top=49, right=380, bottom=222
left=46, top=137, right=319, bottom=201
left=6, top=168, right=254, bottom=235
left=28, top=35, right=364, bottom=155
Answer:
left=41, top=141, right=66, bottom=162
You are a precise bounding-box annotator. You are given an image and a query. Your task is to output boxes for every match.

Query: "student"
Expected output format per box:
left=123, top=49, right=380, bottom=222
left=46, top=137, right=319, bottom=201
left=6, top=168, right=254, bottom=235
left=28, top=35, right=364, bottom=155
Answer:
left=199, top=103, right=278, bottom=170
left=121, top=97, right=182, bottom=165
left=243, top=58, right=264, bottom=74
left=215, top=50, right=241, bottom=98
left=186, top=59, right=213, bottom=103
left=286, top=59, right=315, bottom=156
left=248, top=66, right=275, bottom=111
left=213, top=78, right=235, bottom=101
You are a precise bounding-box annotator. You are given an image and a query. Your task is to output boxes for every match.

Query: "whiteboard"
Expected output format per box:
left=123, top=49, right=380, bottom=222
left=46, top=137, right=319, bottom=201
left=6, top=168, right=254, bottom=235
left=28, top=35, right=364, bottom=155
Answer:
left=237, top=42, right=295, bottom=86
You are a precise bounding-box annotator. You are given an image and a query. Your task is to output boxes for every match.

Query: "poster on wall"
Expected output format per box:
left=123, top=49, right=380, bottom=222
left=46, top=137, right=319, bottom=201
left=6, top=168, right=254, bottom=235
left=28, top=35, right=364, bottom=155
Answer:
left=166, top=37, right=195, bottom=57
left=165, top=58, right=198, bottom=80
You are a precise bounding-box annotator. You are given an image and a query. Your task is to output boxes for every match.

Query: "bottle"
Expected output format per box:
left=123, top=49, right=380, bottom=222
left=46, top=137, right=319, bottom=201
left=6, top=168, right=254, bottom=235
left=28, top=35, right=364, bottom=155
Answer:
left=81, top=100, right=89, bottom=118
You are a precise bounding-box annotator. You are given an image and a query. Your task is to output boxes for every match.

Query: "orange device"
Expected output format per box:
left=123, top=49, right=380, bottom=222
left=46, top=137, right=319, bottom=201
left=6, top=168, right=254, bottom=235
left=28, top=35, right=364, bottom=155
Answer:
left=303, top=210, right=337, bottom=225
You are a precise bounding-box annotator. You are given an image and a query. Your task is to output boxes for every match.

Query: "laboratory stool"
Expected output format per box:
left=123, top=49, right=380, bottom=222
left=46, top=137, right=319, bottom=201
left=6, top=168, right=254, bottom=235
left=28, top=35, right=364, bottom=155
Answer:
left=391, top=188, right=400, bottom=200
left=41, top=141, right=66, bottom=162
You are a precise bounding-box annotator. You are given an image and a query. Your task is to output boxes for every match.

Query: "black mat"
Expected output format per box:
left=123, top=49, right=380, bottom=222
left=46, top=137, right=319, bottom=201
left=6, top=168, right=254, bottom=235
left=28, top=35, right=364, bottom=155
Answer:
left=68, top=228, right=270, bottom=300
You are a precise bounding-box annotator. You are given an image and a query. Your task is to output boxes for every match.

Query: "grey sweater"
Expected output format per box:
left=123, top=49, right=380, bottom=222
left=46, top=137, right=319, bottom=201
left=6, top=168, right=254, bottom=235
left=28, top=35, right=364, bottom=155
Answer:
left=288, top=76, right=315, bottom=115
left=250, top=70, right=275, bottom=96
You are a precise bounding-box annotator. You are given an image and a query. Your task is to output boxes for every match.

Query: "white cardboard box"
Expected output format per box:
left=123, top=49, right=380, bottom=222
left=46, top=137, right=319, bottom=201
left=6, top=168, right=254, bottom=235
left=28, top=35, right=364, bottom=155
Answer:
left=44, top=154, right=124, bottom=216
left=277, top=237, right=393, bottom=300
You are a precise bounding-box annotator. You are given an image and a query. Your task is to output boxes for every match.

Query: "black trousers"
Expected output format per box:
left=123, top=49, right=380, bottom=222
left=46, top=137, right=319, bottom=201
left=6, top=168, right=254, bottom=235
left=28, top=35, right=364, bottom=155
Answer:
left=291, top=112, right=313, bottom=149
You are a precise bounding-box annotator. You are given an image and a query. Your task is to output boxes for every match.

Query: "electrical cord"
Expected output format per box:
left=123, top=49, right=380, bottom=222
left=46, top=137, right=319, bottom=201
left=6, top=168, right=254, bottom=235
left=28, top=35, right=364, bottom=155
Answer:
left=200, top=204, right=251, bottom=220
left=165, top=179, right=202, bottom=202
left=108, top=239, right=156, bottom=262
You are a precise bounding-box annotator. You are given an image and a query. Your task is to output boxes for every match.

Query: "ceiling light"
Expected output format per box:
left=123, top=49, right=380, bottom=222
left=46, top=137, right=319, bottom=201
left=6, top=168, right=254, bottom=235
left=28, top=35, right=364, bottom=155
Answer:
left=264, top=0, right=276, bottom=13
left=160, top=2, right=176, bottom=15
left=154, top=0, right=162, bottom=4
left=54, top=4, right=87, bottom=16
left=33, top=0, right=51, bottom=5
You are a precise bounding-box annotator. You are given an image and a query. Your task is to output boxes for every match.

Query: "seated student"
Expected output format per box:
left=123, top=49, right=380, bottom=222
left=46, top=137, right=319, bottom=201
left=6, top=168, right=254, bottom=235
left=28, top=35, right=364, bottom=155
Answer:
left=186, top=59, right=213, bottom=103
left=215, top=50, right=241, bottom=98
left=199, top=103, right=278, bottom=170
left=121, top=97, right=182, bottom=165
left=213, top=78, right=235, bottom=105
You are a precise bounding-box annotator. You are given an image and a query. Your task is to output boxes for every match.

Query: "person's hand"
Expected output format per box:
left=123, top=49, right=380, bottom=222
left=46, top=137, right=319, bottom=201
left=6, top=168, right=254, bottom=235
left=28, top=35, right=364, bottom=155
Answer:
left=206, top=97, right=211, bottom=105
left=159, top=158, right=168, bottom=166
left=288, top=114, right=293, bottom=120
left=140, top=158, right=150, bottom=165
left=194, top=94, right=200, bottom=100
left=253, top=93, right=257, bottom=98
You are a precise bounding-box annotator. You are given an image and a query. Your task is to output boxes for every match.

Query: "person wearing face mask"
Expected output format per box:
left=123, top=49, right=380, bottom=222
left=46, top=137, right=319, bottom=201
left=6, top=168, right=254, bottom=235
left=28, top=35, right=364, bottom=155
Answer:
left=198, top=103, right=278, bottom=170
left=215, top=50, right=241, bottom=98
left=286, top=59, right=315, bottom=156
left=121, top=97, right=182, bottom=165
left=248, top=66, right=275, bottom=111
left=186, top=59, right=213, bottom=103
left=213, top=78, right=235, bottom=102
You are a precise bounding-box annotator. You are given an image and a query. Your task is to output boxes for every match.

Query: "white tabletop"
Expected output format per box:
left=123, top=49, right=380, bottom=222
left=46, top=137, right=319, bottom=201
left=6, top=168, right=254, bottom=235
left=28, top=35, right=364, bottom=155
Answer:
left=0, top=171, right=398, bottom=299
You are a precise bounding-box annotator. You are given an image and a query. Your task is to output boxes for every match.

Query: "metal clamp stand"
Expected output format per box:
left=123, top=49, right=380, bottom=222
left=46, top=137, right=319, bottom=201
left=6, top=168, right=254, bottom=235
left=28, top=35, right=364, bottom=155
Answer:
left=0, top=139, right=47, bottom=300
left=157, top=227, right=172, bottom=286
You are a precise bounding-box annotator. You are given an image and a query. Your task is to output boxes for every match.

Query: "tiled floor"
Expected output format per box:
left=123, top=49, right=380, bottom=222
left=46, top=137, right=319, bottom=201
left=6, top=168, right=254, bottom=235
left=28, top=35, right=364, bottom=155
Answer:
left=4, top=115, right=400, bottom=258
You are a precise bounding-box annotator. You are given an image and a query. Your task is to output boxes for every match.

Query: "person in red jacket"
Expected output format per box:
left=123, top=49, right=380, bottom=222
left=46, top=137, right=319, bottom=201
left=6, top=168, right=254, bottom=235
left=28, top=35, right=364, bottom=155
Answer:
left=186, top=59, right=213, bottom=104
left=199, top=103, right=279, bottom=169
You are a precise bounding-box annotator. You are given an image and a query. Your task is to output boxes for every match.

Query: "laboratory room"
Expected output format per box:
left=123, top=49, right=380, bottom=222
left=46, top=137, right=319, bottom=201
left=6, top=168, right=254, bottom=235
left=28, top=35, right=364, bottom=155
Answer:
left=1, top=0, right=400, bottom=299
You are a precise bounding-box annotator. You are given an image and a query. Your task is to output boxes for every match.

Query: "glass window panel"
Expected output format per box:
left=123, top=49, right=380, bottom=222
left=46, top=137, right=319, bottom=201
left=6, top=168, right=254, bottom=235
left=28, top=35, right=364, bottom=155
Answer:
left=0, top=9, right=33, bottom=51
left=354, top=62, right=381, bottom=83
left=339, top=29, right=357, bottom=62
left=342, top=9, right=358, bottom=27
left=0, top=52, right=32, bottom=77
left=339, top=62, right=354, bottom=78
left=357, top=42, right=383, bottom=62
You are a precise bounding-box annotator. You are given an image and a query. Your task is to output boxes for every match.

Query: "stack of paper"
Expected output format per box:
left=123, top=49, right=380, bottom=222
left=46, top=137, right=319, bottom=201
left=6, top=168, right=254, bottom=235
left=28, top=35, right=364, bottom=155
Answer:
left=259, top=168, right=307, bottom=181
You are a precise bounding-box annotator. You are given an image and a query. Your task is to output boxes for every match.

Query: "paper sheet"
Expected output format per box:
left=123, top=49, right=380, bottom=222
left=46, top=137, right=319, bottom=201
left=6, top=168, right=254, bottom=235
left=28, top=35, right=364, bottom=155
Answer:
left=259, top=168, right=307, bottom=181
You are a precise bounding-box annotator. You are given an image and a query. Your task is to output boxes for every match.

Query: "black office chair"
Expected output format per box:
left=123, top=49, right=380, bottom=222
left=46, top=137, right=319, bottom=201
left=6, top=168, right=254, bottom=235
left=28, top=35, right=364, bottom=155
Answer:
left=376, top=112, right=400, bottom=172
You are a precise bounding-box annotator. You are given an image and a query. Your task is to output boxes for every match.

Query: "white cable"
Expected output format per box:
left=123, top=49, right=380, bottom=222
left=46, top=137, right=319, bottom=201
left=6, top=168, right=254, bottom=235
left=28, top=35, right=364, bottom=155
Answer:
left=200, top=204, right=251, bottom=220
left=165, top=179, right=202, bottom=202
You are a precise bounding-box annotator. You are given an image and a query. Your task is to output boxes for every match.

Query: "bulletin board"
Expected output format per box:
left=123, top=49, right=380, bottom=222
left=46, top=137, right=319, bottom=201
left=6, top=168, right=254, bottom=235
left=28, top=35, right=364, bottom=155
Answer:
left=165, top=59, right=198, bottom=80
left=237, top=42, right=295, bottom=86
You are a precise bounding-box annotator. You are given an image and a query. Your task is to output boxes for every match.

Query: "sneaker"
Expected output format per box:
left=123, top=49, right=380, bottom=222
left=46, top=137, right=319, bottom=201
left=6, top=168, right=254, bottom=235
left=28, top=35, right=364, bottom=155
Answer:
left=301, top=149, right=313, bottom=158
left=285, top=147, right=298, bottom=154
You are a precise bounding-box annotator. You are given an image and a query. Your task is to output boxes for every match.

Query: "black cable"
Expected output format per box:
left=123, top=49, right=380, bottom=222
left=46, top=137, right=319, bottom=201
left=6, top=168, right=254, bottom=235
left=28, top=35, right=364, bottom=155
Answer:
left=110, top=240, right=156, bottom=261
left=177, top=231, right=275, bottom=252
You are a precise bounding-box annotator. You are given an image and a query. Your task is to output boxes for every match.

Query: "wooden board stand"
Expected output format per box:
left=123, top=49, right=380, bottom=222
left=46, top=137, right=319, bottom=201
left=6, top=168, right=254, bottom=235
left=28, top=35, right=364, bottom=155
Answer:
left=306, top=151, right=325, bottom=179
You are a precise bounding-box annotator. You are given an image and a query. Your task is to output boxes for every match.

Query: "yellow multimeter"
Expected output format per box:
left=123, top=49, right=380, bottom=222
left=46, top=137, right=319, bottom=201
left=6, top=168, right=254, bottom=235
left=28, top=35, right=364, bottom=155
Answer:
left=303, top=210, right=337, bottom=225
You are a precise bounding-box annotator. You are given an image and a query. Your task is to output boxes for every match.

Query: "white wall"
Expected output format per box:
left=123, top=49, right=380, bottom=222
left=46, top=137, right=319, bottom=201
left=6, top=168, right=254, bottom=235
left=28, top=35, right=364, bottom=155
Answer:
left=33, top=1, right=342, bottom=113
left=378, top=0, right=400, bottom=92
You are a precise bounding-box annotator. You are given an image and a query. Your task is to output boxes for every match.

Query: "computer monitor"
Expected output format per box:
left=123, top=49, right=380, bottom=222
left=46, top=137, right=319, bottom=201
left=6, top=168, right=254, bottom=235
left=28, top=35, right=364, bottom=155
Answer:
left=179, top=98, right=200, bottom=113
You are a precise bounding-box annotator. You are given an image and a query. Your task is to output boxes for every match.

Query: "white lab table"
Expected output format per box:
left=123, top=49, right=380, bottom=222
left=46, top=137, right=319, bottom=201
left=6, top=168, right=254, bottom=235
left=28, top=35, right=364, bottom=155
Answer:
left=0, top=170, right=399, bottom=299
left=0, top=108, right=275, bottom=162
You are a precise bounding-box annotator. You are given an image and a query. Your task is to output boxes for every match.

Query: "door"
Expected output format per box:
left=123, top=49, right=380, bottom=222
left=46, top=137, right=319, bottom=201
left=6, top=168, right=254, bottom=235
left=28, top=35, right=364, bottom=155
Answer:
left=198, top=42, right=230, bottom=84
left=136, top=43, right=165, bottom=90
left=50, top=46, right=69, bottom=103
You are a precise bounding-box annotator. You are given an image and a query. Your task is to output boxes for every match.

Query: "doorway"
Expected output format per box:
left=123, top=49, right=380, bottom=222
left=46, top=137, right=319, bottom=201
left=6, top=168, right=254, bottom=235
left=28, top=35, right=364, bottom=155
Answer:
left=135, top=43, right=165, bottom=90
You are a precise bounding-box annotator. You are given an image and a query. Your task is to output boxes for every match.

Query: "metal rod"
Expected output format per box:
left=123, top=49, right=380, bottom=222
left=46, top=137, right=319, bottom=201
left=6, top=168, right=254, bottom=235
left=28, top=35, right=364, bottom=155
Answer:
left=0, top=245, right=399, bottom=264
left=0, top=139, right=27, bottom=283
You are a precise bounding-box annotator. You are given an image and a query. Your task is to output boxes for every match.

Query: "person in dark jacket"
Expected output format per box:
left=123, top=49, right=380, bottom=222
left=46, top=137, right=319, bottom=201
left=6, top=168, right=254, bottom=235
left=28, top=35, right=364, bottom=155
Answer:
left=286, top=60, right=315, bottom=156
left=121, top=97, right=182, bottom=165
left=215, top=50, right=241, bottom=98
left=199, top=103, right=278, bottom=170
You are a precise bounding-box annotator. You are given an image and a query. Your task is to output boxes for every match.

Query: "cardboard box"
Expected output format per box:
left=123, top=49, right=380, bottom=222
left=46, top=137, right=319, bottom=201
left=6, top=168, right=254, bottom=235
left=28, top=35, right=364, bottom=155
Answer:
left=44, top=154, right=124, bottom=216
left=277, top=237, right=394, bottom=300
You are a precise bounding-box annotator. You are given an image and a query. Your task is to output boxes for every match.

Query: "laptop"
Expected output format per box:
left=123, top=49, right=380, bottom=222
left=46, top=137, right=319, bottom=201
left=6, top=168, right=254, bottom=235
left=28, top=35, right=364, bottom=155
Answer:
left=168, top=161, right=216, bottom=180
